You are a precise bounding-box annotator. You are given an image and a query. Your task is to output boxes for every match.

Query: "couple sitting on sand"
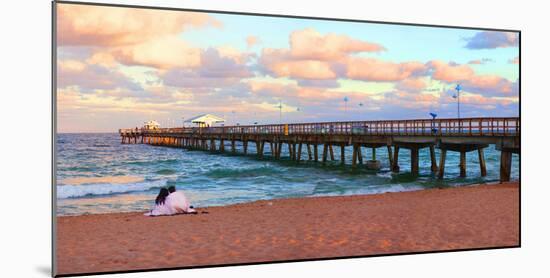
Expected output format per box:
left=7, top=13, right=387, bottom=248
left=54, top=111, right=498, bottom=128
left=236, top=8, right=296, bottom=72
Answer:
left=144, top=186, right=196, bottom=216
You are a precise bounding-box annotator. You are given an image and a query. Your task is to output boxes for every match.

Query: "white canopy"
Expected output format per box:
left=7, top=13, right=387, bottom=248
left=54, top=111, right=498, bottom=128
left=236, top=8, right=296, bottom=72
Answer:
left=184, top=114, right=225, bottom=127
left=143, top=120, right=160, bottom=129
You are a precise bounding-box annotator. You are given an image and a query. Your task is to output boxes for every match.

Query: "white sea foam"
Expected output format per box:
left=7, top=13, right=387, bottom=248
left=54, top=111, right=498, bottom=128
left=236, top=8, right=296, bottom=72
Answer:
left=56, top=179, right=167, bottom=199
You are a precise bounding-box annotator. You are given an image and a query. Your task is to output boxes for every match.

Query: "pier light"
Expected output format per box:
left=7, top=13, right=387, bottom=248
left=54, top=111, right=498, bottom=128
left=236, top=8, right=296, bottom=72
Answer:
left=429, top=112, right=438, bottom=133
left=454, top=84, right=462, bottom=119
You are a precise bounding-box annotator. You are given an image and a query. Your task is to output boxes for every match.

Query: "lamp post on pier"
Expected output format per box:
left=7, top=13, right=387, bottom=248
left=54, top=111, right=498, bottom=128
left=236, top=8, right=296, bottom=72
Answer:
left=454, top=84, right=462, bottom=119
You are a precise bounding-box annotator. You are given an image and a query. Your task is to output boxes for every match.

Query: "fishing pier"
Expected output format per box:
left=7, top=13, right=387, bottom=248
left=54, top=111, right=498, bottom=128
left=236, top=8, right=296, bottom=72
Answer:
left=120, top=117, right=520, bottom=182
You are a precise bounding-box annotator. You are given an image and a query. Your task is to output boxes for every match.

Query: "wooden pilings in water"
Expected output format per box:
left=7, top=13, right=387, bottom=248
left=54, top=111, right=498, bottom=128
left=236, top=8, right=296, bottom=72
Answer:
left=478, top=148, right=487, bottom=177
left=392, top=146, right=400, bottom=173
left=500, top=151, right=512, bottom=182
left=313, top=144, right=319, bottom=162
left=438, top=144, right=489, bottom=179
left=340, top=145, right=345, bottom=165
left=387, top=146, right=393, bottom=169
left=438, top=149, right=447, bottom=179
left=322, top=144, right=328, bottom=163
left=429, top=146, right=438, bottom=173
left=410, top=147, right=419, bottom=176
left=392, top=143, right=435, bottom=176
left=121, top=133, right=514, bottom=182
left=459, top=151, right=467, bottom=177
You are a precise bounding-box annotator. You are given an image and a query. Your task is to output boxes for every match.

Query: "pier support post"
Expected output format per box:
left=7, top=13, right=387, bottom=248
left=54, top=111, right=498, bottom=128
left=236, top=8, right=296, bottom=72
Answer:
left=430, top=145, right=438, bottom=172
left=322, top=144, right=328, bottom=163
left=357, top=146, right=363, bottom=164
left=352, top=145, right=358, bottom=168
left=231, top=140, right=236, bottom=154
left=243, top=141, right=248, bottom=154
left=270, top=142, right=274, bottom=156
left=277, top=142, right=283, bottom=159
left=478, top=148, right=487, bottom=177
left=387, top=146, right=393, bottom=168
left=329, top=145, right=335, bottom=161
left=438, top=149, right=447, bottom=179
left=307, top=144, right=312, bottom=160
left=220, top=139, right=225, bottom=152
left=460, top=151, right=467, bottom=177
left=411, top=147, right=419, bottom=176
left=292, top=143, right=297, bottom=160
left=257, top=141, right=263, bottom=157
left=210, top=139, right=216, bottom=152
left=392, top=146, right=400, bottom=173
left=340, top=145, right=346, bottom=165
left=297, top=143, right=302, bottom=161
left=287, top=143, right=293, bottom=159
left=500, top=151, right=512, bottom=183
left=314, top=144, right=319, bottom=162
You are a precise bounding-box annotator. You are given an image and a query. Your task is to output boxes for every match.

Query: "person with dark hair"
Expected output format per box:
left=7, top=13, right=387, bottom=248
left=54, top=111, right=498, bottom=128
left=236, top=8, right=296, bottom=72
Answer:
left=144, top=188, right=174, bottom=216
left=166, top=186, right=196, bottom=214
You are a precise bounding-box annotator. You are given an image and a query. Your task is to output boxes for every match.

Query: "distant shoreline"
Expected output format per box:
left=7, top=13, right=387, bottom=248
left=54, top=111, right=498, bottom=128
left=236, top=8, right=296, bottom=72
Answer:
left=56, top=181, right=519, bottom=275
left=57, top=132, right=119, bottom=135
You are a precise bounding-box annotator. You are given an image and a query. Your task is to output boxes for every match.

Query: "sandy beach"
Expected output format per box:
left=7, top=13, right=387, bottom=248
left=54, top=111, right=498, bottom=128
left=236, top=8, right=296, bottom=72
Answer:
left=56, top=182, right=519, bottom=276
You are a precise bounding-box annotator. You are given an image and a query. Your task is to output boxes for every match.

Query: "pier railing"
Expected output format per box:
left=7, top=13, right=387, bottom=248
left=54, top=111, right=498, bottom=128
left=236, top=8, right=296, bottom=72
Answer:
left=120, top=117, right=519, bottom=137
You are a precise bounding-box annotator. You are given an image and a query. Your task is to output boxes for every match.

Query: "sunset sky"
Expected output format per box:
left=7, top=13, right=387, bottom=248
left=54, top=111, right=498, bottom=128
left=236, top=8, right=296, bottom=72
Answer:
left=56, top=3, right=519, bottom=133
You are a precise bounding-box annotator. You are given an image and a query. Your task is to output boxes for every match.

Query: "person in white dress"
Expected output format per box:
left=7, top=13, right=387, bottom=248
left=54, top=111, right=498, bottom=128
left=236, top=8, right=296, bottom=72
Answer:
left=144, top=188, right=174, bottom=216
left=167, top=186, right=196, bottom=214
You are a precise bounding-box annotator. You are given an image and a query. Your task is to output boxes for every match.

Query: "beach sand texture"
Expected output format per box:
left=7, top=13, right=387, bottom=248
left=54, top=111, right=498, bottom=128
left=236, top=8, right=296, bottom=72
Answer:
left=56, top=182, right=519, bottom=275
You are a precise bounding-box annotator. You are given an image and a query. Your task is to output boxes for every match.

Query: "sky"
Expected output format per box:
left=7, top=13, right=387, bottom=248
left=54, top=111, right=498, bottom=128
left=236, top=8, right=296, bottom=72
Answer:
left=56, top=3, right=519, bottom=133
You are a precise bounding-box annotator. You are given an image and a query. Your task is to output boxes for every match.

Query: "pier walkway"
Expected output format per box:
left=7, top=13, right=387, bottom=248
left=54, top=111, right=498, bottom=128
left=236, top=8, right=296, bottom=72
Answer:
left=120, top=117, right=519, bottom=182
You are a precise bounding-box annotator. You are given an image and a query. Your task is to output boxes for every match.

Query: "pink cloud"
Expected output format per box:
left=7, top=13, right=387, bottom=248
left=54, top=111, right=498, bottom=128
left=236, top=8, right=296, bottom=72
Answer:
left=57, top=59, right=142, bottom=91
left=396, top=78, right=427, bottom=92
left=345, top=58, right=426, bottom=82
left=428, top=60, right=517, bottom=96
left=270, top=60, right=337, bottom=79
left=161, top=48, right=253, bottom=88
left=112, top=36, right=202, bottom=69
left=428, top=60, right=475, bottom=82
left=289, top=28, right=385, bottom=61
left=249, top=80, right=374, bottom=106
left=57, top=4, right=221, bottom=47
left=509, top=56, right=519, bottom=64
left=260, top=48, right=336, bottom=79
left=259, top=28, right=386, bottom=80
left=383, top=90, right=438, bottom=109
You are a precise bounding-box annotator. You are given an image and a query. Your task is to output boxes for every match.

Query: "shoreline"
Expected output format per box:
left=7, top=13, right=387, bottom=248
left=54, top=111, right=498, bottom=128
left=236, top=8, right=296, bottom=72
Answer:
left=56, top=179, right=516, bottom=217
left=56, top=181, right=519, bottom=276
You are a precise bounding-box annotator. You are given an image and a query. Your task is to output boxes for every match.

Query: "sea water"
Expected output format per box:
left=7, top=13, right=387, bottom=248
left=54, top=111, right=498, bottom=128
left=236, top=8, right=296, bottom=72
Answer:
left=56, top=133, right=519, bottom=216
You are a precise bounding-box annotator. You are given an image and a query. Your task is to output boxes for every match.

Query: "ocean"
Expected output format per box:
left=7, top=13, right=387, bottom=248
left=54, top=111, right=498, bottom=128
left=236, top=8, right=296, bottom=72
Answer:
left=55, top=133, right=519, bottom=216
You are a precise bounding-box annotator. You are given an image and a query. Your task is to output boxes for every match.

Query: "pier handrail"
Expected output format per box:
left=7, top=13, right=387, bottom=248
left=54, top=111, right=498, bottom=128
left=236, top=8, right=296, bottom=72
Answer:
left=120, top=117, right=519, bottom=137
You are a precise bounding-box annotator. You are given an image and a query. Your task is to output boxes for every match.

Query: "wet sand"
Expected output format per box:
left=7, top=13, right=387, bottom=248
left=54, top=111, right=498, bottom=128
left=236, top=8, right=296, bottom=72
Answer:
left=56, top=182, right=519, bottom=276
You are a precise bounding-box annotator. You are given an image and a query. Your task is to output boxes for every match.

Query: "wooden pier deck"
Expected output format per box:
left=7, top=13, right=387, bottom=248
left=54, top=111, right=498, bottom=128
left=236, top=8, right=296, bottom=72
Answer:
left=120, top=117, right=520, bottom=182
